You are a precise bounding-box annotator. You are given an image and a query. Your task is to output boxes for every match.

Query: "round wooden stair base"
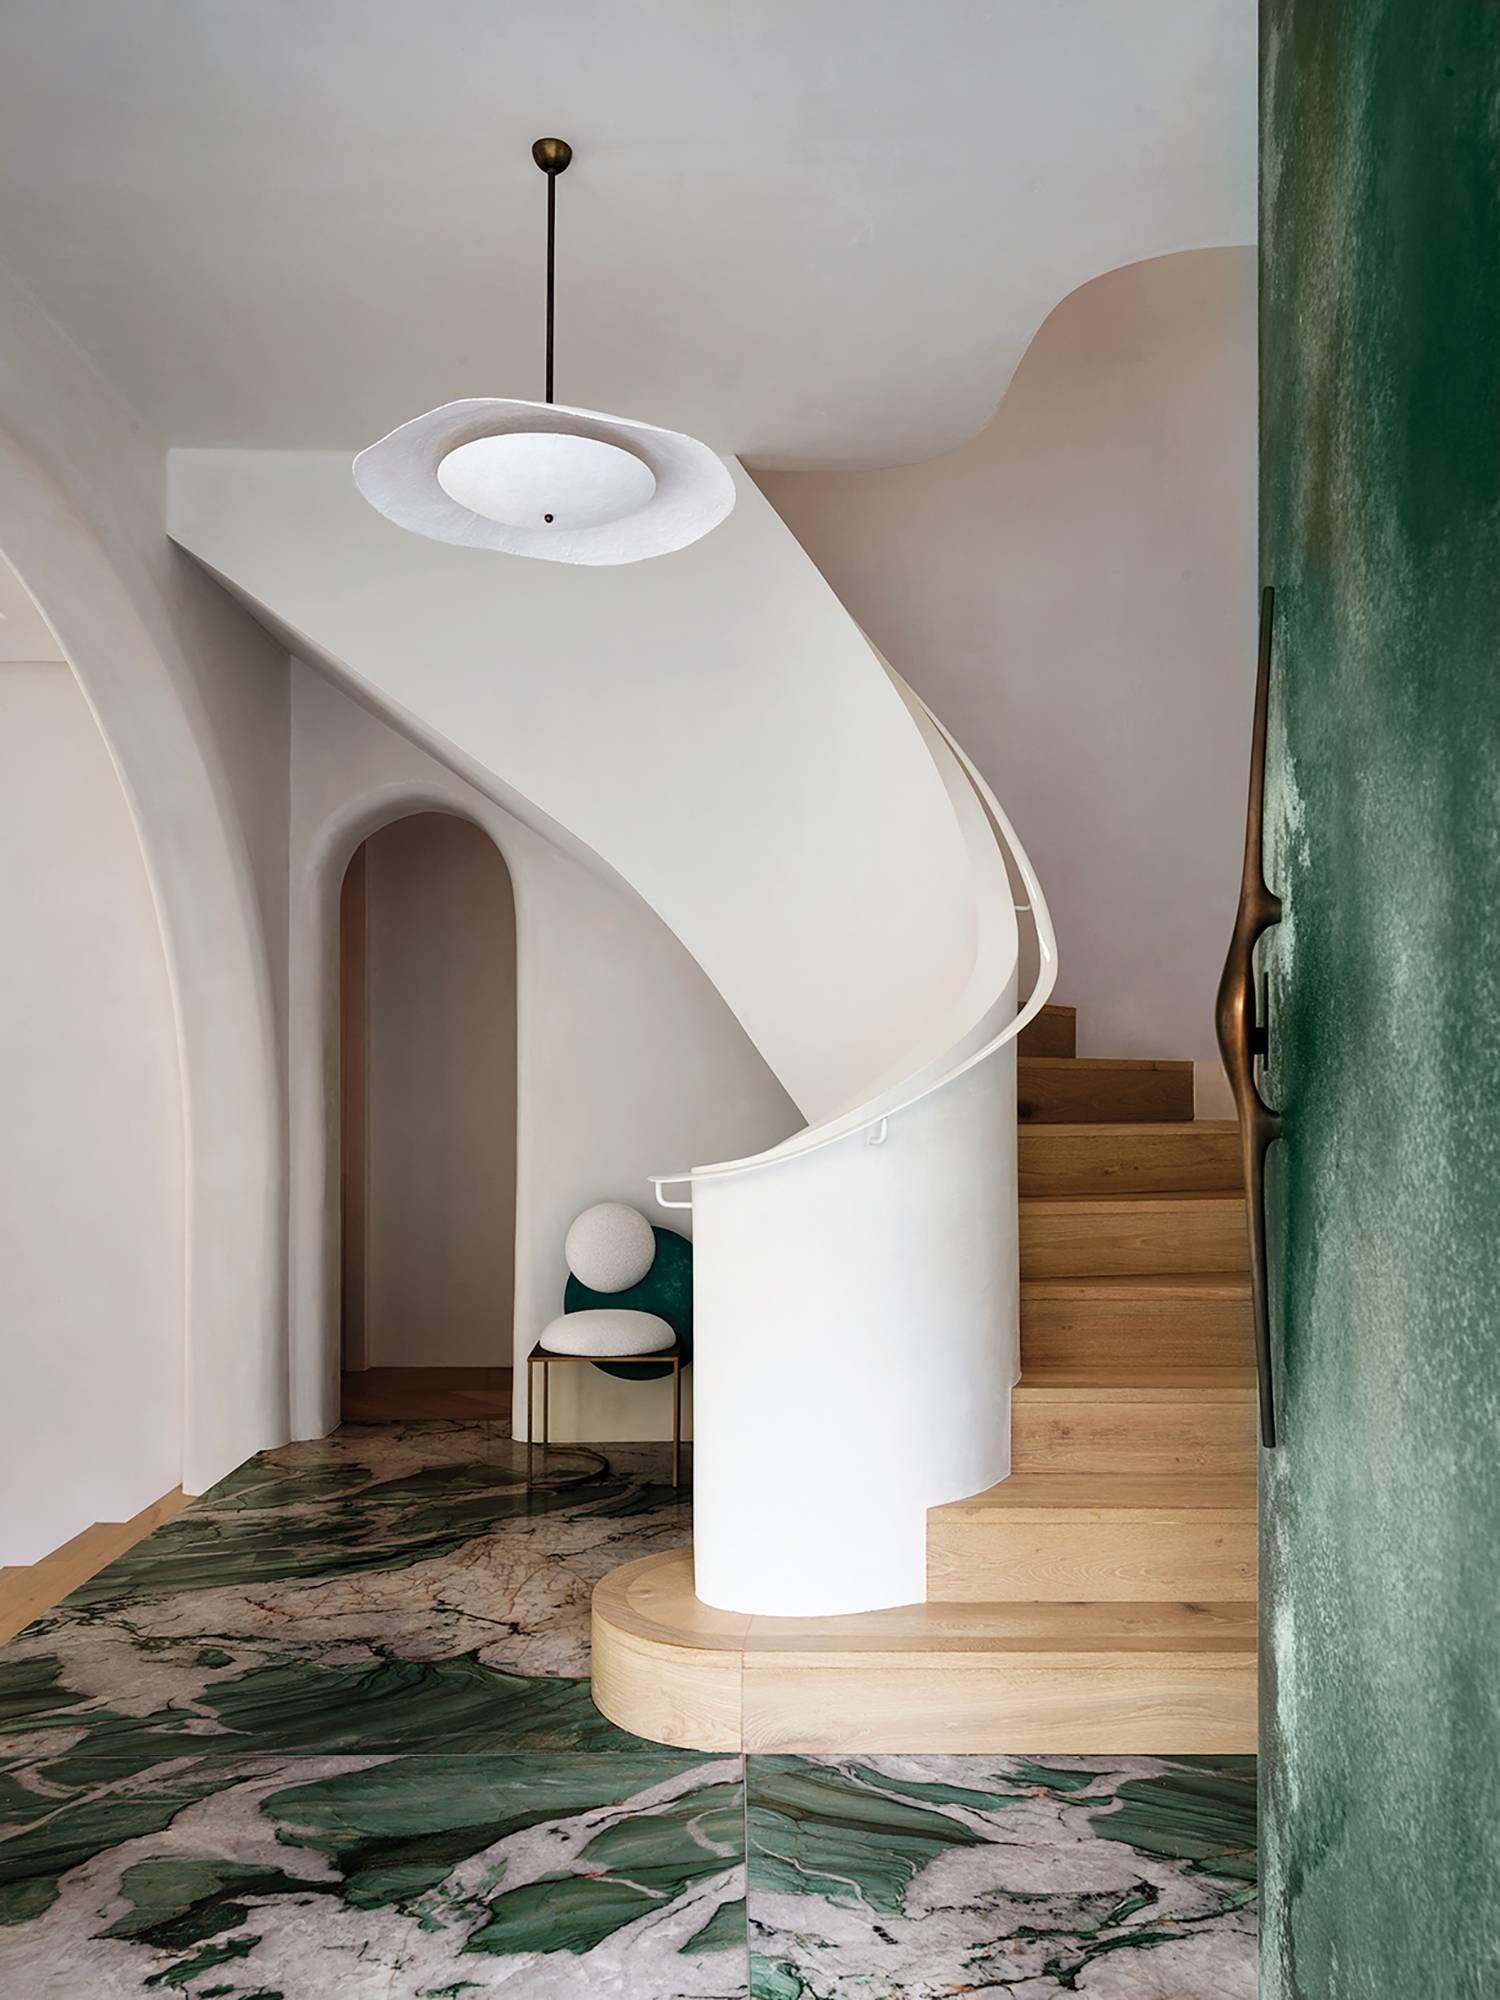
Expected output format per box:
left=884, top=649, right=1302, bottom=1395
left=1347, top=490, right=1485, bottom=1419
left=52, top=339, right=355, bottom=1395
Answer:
left=591, top=1549, right=1255, bottom=1756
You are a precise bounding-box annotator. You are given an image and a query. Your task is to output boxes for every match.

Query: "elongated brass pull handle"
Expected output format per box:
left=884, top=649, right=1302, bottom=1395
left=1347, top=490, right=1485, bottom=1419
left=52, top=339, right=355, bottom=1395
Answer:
left=1216, top=586, right=1283, bottom=1448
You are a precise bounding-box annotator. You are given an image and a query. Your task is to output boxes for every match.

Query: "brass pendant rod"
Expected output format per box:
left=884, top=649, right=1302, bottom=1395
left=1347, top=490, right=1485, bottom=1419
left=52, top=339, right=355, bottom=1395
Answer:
left=531, top=137, right=573, bottom=405
left=545, top=168, right=556, bottom=402
left=1215, top=585, right=1284, bottom=1448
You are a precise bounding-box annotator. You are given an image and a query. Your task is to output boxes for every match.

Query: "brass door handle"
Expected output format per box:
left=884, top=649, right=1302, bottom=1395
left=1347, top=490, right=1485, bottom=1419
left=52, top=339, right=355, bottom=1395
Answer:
left=1216, top=586, right=1283, bottom=1448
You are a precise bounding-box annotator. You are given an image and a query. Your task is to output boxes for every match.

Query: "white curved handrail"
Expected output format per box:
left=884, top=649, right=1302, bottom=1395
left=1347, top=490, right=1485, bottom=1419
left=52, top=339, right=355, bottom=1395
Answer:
left=650, top=697, right=1056, bottom=1205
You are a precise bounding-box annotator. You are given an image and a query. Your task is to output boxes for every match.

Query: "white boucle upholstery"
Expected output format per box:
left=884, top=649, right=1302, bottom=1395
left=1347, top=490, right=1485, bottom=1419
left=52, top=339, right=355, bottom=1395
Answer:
left=539, top=1309, right=674, bottom=1357
left=564, top=1201, right=657, bottom=1293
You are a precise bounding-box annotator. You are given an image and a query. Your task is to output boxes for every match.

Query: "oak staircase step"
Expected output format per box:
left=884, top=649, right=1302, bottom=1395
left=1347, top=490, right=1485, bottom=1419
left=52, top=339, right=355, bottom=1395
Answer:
left=590, top=1009, right=1259, bottom=1759
left=1017, top=1003, right=1077, bottom=1059
left=926, top=1473, right=1255, bottom=1606
left=1020, top=1192, right=1249, bottom=1278
left=1018, top=1056, right=1193, bottom=1124
left=1021, top=1274, right=1254, bottom=1369
left=1011, top=1367, right=1256, bottom=1475
left=592, top=1550, right=1254, bottom=1754
left=1019, top=1121, right=1241, bottom=1198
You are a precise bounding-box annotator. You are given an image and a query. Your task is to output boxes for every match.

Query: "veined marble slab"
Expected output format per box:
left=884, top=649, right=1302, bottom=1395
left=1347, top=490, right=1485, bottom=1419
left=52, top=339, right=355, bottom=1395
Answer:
left=747, top=1753, right=1256, bottom=1998
left=0, top=1750, right=747, bottom=1996
left=0, top=1423, right=1256, bottom=1996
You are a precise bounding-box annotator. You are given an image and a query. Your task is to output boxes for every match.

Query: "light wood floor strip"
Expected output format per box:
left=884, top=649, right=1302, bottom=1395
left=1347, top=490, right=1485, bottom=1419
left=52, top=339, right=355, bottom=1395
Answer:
left=0, top=1487, right=189, bottom=1645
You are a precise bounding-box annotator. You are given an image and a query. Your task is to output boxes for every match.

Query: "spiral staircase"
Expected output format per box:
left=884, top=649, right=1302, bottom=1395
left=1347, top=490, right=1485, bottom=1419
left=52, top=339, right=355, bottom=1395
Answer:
left=168, top=445, right=1254, bottom=1754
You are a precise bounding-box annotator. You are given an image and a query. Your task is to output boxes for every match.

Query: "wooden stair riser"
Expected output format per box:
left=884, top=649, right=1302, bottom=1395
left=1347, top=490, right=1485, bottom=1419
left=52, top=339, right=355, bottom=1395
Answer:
left=1021, top=1280, right=1255, bottom=1370
left=739, top=1653, right=1255, bottom=1755
left=1021, top=1197, right=1248, bottom=1278
left=1011, top=1386, right=1256, bottom=1476
left=1019, top=1123, right=1241, bottom=1199
left=592, top=1555, right=1255, bottom=1756
left=1019, top=1058, right=1193, bottom=1124
left=1017, top=1004, right=1077, bottom=1059
left=927, top=1507, right=1255, bottom=1605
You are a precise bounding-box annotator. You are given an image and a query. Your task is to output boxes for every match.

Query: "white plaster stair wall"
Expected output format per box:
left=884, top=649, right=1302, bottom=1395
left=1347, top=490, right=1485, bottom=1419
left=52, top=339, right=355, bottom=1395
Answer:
left=676, top=704, right=1047, bottom=1616
left=689, top=1029, right=1019, bottom=1616
left=167, top=451, right=982, bottom=1122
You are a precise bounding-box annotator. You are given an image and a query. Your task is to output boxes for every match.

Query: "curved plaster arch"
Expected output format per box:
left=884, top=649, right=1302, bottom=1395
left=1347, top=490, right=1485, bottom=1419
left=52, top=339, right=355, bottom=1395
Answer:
left=290, top=777, right=526, bottom=1438
left=0, top=430, right=283, bottom=1496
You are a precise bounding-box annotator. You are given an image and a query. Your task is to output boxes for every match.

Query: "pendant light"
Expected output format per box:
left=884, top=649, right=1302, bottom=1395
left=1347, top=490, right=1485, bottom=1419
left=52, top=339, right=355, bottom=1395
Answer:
left=354, top=138, right=735, bottom=565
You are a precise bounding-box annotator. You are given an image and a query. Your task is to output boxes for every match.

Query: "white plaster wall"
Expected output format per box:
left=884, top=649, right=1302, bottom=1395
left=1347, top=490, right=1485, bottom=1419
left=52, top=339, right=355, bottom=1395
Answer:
left=0, top=662, right=183, bottom=1562
left=291, top=663, right=801, bottom=1442
left=757, top=248, right=1257, bottom=1064
left=169, top=452, right=988, bottom=1124
left=0, top=258, right=290, bottom=1500
left=359, top=814, right=518, bottom=1369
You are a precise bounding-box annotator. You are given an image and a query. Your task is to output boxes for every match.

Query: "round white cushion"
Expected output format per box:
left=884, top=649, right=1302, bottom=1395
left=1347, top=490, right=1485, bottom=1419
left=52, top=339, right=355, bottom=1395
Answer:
left=564, top=1202, right=656, bottom=1293
left=539, top=1309, right=674, bottom=1357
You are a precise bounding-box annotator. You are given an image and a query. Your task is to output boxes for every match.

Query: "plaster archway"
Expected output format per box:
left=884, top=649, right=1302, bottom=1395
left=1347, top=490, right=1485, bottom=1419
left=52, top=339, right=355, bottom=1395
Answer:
left=291, top=781, right=529, bottom=1440
left=0, top=429, right=283, bottom=1496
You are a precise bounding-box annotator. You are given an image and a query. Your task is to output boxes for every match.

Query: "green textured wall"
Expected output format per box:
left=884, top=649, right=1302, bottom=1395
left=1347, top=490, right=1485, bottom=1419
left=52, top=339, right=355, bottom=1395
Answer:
left=1260, top=4, right=1500, bottom=1993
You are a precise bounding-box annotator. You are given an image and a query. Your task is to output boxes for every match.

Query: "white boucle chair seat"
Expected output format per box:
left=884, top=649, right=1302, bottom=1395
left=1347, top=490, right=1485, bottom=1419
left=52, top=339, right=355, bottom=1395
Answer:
left=539, top=1309, right=674, bottom=1357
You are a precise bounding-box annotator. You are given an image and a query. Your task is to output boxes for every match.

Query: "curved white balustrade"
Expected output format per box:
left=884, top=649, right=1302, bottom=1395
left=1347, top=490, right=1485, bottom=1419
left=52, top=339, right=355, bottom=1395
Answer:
left=653, top=693, right=1056, bottom=1616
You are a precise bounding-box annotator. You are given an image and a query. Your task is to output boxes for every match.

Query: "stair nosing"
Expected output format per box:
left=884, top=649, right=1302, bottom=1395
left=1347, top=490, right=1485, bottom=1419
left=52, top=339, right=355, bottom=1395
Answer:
left=1018, top=1056, right=1193, bottom=1073
left=933, top=1473, right=1255, bottom=1519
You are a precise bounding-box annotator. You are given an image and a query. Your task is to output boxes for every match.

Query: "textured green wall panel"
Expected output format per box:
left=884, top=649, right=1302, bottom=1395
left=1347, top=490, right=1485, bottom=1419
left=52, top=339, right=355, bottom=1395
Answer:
left=1261, top=3, right=1500, bottom=1994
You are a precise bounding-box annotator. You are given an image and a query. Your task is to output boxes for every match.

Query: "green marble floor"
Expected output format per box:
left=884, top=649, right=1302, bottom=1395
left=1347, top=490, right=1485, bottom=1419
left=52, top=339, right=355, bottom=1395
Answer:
left=0, top=1423, right=1256, bottom=1996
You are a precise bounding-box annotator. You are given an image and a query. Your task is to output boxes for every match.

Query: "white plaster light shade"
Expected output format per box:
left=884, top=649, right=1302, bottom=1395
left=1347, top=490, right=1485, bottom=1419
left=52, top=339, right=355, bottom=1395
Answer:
left=564, top=1201, right=657, bottom=1292
left=353, top=398, right=735, bottom=564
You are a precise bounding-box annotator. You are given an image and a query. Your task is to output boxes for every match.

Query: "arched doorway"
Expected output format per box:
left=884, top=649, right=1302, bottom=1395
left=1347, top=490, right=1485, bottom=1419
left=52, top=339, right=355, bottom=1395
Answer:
left=337, top=811, right=517, bottom=1425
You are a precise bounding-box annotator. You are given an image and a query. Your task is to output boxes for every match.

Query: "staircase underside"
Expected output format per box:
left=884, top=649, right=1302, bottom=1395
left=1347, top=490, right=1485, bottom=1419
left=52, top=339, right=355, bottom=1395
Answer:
left=591, top=1004, right=1257, bottom=1754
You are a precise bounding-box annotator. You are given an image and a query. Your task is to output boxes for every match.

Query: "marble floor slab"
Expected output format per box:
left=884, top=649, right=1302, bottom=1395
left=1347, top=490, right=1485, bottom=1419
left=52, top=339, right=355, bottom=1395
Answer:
left=0, top=1427, right=690, bottom=1770
left=747, top=1753, right=1257, bottom=1999
left=0, top=1423, right=1256, bottom=1995
left=0, top=1749, right=747, bottom=1998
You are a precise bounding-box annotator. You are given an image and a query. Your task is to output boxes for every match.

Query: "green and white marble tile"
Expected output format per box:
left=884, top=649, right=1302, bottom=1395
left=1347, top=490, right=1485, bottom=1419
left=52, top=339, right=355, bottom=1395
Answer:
left=0, top=1427, right=690, bottom=1766
left=0, top=1750, right=747, bottom=1997
left=746, top=1753, right=1256, bottom=1998
left=0, top=1422, right=1258, bottom=1995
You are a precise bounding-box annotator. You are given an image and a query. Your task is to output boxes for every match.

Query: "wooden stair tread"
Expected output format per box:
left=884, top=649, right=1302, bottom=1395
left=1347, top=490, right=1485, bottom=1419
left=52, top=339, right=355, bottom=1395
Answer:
left=1024, top=1120, right=1236, bottom=1137
left=1023, top=1190, right=1244, bottom=1208
left=597, top=1553, right=1252, bottom=1656
left=1024, top=1272, right=1250, bottom=1298
left=1020, top=1057, right=1194, bottom=1075
left=935, top=1472, right=1254, bottom=1517
left=1016, top=1367, right=1256, bottom=1396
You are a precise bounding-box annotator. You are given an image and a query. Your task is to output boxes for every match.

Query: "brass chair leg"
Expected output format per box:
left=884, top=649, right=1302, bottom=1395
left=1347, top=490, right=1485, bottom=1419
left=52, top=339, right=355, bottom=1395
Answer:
left=526, top=1356, right=535, bottom=1484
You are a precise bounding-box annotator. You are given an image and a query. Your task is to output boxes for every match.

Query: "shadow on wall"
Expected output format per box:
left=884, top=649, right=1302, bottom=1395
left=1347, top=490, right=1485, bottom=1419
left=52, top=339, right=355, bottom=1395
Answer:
left=755, top=246, right=1257, bottom=1065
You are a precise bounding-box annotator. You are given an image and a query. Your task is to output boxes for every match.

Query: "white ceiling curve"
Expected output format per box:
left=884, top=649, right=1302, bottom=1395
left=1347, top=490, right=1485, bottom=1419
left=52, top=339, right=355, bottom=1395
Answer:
left=0, top=0, right=1255, bottom=469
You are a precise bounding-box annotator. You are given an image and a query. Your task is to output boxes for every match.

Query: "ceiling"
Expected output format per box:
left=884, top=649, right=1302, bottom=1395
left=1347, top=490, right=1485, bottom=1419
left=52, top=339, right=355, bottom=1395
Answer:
left=0, top=1, right=1255, bottom=469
